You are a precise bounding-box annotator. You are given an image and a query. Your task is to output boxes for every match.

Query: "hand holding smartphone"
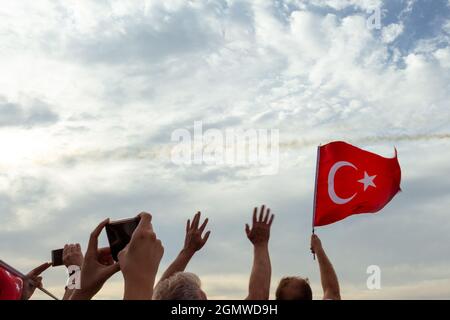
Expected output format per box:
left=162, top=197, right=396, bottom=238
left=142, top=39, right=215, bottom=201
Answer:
left=106, top=216, right=141, bottom=261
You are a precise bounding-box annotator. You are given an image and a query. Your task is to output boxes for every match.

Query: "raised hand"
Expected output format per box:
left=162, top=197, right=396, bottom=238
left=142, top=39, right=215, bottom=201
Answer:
left=310, top=234, right=323, bottom=255
left=245, top=205, right=274, bottom=247
left=158, top=211, right=211, bottom=283
left=245, top=205, right=274, bottom=300
left=62, top=243, right=84, bottom=300
left=183, top=212, right=211, bottom=254
left=21, top=262, right=51, bottom=300
left=70, top=219, right=120, bottom=300
left=118, top=212, right=164, bottom=300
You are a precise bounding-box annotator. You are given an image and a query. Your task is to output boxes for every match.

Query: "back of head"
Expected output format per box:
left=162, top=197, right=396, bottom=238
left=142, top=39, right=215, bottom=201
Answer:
left=153, top=272, right=206, bottom=300
left=275, top=276, right=313, bottom=300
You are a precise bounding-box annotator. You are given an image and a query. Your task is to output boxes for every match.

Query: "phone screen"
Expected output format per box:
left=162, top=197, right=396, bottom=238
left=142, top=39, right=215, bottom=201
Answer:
left=106, top=217, right=141, bottom=261
left=51, top=249, right=64, bottom=267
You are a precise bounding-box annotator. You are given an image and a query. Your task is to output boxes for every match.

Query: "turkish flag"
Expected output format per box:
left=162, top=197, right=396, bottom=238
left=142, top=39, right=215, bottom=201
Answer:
left=0, top=267, right=23, bottom=300
left=313, top=141, right=401, bottom=227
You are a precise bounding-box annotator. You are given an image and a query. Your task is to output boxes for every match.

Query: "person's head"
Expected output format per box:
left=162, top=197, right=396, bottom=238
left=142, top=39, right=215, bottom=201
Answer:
left=153, top=272, right=207, bottom=300
left=275, top=276, right=313, bottom=300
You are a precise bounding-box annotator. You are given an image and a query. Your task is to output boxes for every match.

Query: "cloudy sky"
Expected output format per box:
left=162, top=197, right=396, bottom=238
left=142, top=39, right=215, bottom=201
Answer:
left=1, top=0, right=450, bottom=299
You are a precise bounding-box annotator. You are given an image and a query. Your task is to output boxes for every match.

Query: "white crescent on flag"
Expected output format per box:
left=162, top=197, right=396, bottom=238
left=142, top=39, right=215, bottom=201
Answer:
left=328, top=161, right=358, bottom=205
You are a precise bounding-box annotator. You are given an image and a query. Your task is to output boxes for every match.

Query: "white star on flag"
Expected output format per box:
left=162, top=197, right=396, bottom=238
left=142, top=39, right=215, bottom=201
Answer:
left=358, top=172, right=377, bottom=191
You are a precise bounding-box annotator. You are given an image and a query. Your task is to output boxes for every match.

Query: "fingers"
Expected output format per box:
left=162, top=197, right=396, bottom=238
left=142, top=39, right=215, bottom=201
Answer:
left=98, top=247, right=113, bottom=263
left=98, top=247, right=111, bottom=255
left=263, top=208, right=270, bottom=223
left=98, top=247, right=115, bottom=265
left=26, top=275, right=43, bottom=291
left=130, top=212, right=153, bottom=245
left=252, top=205, right=274, bottom=225
left=187, top=211, right=209, bottom=235
left=199, top=218, right=209, bottom=233
left=66, top=244, right=74, bottom=261
left=102, top=255, right=115, bottom=266
left=87, top=218, right=110, bottom=256
left=245, top=223, right=250, bottom=236
left=129, top=213, right=156, bottom=252
left=135, top=212, right=153, bottom=231
left=268, top=214, right=275, bottom=226
left=310, top=234, right=321, bottom=254
left=259, top=205, right=265, bottom=221
left=63, top=243, right=83, bottom=266
left=187, top=212, right=210, bottom=233
left=28, top=262, right=51, bottom=277
left=35, top=276, right=43, bottom=289
left=192, top=212, right=201, bottom=229
left=202, top=231, right=211, bottom=244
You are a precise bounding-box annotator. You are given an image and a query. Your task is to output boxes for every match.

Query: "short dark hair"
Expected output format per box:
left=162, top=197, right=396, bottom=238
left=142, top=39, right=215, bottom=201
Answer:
left=275, top=277, right=313, bottom=300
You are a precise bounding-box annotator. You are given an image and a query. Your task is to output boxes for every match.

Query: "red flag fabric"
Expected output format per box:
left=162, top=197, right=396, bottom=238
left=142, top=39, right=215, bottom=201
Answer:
left=0, top=267, right=23, bottom=300
left=313, top=141, right=401, bottom=227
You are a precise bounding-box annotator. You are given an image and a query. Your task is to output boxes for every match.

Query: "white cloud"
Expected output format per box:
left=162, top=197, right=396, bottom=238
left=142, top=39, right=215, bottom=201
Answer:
left=444, top=19, right=450, bottom=34
left=294, top=0, right=382, bottom=11
left=381, top=23, right=404, bottom=43
left=434, top=47, right=450, bottom=68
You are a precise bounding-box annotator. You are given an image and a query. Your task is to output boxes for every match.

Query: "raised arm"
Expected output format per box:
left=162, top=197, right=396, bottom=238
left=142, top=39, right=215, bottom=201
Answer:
left=245, top=205, right=274, bottom=300
left=62, top=243, right=84, bottom=300
left=159, top=212, right=210, bottom=282
left=118, top=212, right=164, bottom=300
left=311, top=234, right=341, bottom=300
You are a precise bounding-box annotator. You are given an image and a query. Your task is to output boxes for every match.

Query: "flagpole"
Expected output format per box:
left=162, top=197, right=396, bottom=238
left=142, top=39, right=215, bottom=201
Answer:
left=311, top=145, right=321, bottom=260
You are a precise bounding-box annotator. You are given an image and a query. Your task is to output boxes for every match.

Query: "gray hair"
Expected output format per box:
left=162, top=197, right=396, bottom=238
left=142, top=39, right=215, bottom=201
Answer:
left=153, top=272, right=203, bottom=300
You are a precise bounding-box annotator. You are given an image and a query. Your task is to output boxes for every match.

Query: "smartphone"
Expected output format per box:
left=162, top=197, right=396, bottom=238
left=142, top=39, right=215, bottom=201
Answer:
left=106, top=216, right=141, bottom=261
left=51, top=249, right=64, bottom=267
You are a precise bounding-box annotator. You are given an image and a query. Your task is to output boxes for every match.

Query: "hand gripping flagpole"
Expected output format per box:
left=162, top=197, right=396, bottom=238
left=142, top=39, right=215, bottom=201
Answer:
left=0, top=260, right=59, bottom=300
left=311, top=145, right=321, bottom=260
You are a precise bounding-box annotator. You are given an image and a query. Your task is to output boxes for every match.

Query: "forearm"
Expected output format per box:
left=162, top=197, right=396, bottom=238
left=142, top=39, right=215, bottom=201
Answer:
left=160, top=249, right=194, bottom=282
left=316, top=247, right=340, bottom=300
left=69, top=289, right=94, bottom=300
left=62, top=288, right=74, bottom=300
left=247, top=244, right=271, bottom=300
left=123, top=279, right=154, bottom=300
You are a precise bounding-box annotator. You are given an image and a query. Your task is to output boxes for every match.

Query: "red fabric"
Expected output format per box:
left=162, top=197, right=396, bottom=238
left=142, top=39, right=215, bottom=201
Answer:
left=0, top=267, right=23, bottom=300
left=314, top=141, right=401, bottom=227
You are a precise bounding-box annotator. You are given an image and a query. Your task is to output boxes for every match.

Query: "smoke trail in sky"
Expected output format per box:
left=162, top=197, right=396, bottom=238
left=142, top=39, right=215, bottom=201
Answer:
left=34, top=133, right=450, bottom=166
left=280, top=133, right=450, bottom=149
